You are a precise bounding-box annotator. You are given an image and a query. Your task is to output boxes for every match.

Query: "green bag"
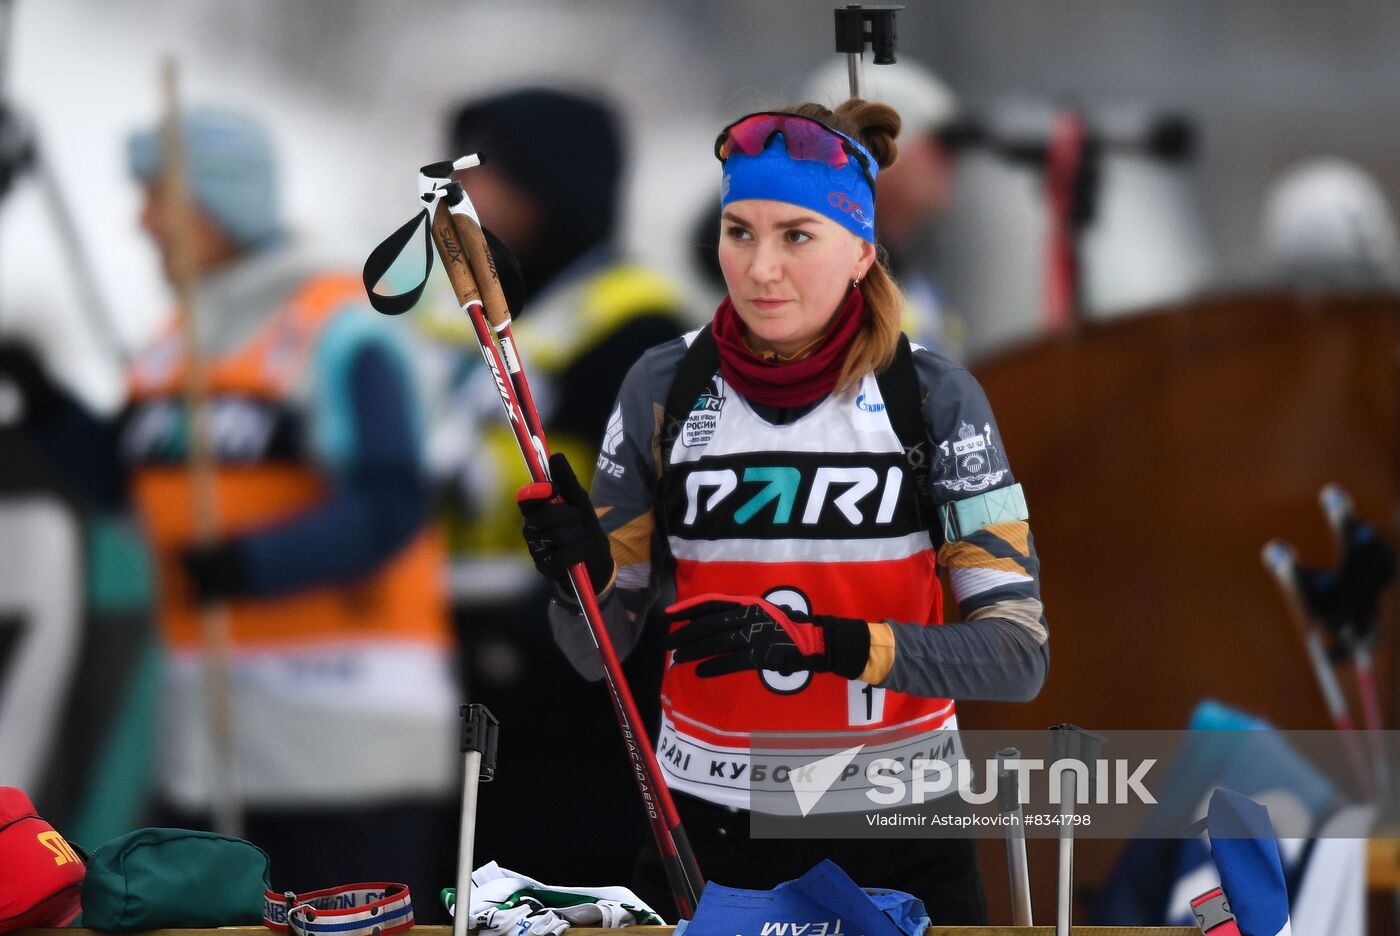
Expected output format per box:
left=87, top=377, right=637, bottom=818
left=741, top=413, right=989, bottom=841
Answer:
left=78, top=827, right=270, bottom=931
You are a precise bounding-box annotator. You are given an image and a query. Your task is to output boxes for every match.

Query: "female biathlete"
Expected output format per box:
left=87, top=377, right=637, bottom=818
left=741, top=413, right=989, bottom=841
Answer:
left=516, top=98, right=1048, bottom=924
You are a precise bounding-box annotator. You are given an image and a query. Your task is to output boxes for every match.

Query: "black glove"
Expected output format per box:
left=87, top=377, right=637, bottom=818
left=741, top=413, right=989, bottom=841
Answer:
left=1295, top=520, right=1396, bottom=652
left=180, top=540, right=252, bottom=606
left=517, top=452, right=615, bottom=604
left=664, top=593, right=871, bottom=680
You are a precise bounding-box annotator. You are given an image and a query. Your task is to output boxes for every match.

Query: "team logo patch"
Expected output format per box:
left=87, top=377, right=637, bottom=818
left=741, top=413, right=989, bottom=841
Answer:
left=854, top=392, right=885, bottom=413
left=933, top=420, right=1008, bottom=493
left=681, top=377, right=725, bottom=447
left=602, top=404, right=624, bottom=456
left=597, top=404, right=626, bottom=479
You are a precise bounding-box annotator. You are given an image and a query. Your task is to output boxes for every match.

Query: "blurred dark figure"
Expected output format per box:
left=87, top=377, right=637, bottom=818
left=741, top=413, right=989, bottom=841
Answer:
left=416, top=87, right=690, bottom=885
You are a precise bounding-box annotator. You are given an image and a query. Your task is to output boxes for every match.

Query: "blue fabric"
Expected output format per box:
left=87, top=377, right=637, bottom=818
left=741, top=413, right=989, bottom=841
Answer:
left=237, top=342, right=426, bottom=596
left=1190, top=698, right=1271, bottom=732
left=128, top=108, right=281, bottom=249
left=1164, top=837, right=1215, bottom=927
left=684, top=860, right=921, bottom=936
left=721, top=133, right=877, bottom=243
left=1092, top=701, right=1329, bottom=927
left=1208, top=789, right=1292, bottom=936
left=859, top=889, right=930, bottom=936
left=1139, top=702, right=1333, bottom=836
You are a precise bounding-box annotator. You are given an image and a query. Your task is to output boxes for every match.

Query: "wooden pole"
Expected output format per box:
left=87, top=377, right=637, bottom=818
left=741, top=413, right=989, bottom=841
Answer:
left=161, top=57, right=242, bottom=837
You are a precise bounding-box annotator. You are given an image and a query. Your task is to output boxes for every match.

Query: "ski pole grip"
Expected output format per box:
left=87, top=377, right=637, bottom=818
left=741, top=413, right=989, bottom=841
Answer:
left=461, top=704, right=499, bottom=781
left=996, top=747, right=1022, bottom=813
left=1319, top=483, right=1354, bottom=538
left=430, top=197, right=483, bottom=309
left=1049, top=723, right=1106, bottom=801
left=452, top=210, right=513, bottom=329
left=1261, top=539, right=1299, bottom=588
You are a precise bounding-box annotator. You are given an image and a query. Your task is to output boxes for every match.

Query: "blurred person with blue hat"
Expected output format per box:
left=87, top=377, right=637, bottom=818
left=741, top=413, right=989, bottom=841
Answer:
left=13, top=107, right=461, bottom=913
left=127, top=108, right=282, bottom=266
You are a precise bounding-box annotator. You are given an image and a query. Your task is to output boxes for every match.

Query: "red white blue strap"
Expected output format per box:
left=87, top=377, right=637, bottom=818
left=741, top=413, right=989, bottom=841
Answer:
left=263, top=883, right=413, bottom=936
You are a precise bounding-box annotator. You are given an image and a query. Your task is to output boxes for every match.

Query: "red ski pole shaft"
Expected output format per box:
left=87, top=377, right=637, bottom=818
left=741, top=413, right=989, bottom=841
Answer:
left=451, top=207, right=551, bottom=458
left=431, top=197, right=704, bottom=917
left=1261, top=540, right=1374, bottom=799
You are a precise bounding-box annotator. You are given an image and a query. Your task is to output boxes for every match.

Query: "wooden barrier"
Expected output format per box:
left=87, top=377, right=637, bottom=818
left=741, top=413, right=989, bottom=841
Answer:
left=953, top=292, right=1400, bottom=924
left=14, top=928, right=1202, bottom=936
left=962, top=292, right=1400, bottom=734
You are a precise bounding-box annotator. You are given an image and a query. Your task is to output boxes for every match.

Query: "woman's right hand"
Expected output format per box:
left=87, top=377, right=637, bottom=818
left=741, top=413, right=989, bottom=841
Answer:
left=516, top=452, right=616, bottom=602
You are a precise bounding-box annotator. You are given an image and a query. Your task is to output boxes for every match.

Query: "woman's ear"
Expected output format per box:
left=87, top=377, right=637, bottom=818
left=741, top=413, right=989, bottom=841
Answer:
left=853, top=239, right=877, bottom=281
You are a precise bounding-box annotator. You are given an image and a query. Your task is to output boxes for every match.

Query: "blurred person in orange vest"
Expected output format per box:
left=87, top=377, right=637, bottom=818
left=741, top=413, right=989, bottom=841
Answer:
left=8, top=108, right=459, bottom=912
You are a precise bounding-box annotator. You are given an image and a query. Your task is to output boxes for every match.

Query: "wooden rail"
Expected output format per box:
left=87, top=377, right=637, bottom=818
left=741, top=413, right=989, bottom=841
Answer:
left=17, top=927, right=1202, bottom=935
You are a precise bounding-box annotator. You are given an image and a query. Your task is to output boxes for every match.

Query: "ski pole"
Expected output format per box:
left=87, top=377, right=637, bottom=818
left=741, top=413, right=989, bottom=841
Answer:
left=0, top=0, right=128, bottom=363
left=160, top=58, right=242, bottom=837
left=1319, top=484, right=1392, bottom=803
left=453, top=704, right=498, bottom=936
left=437, top=180, right=703, bottom=917
left=1261, top=539, right=1373, bottom=799
left=997, top=747, right=1032, bottom=926
left=366, top=162, right=704, bottom=918
left=1049, top=724, right=1102, bottom=936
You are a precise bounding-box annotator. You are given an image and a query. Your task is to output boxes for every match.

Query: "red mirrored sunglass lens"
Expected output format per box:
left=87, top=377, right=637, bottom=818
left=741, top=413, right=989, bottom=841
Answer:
left=720, top=114, right=850, bottom=168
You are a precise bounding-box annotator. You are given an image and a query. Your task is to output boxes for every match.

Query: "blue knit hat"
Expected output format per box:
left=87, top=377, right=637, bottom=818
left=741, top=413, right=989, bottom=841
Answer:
left=128, top=108, right=281, bottom=249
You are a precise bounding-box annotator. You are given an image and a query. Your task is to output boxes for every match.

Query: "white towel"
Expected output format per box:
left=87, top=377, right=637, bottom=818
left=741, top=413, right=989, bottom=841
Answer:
left=446, top=860, right=665, bottom=936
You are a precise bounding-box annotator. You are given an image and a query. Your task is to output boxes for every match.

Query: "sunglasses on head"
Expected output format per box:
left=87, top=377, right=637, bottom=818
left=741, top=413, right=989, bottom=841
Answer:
left=714, top=112, right=876, bottom=195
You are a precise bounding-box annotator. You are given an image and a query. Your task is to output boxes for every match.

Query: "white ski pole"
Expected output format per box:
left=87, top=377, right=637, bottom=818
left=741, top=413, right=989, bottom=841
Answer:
left=997, top=747, right=1032, bottom=926
left=453, top=704, right=498, bottom=936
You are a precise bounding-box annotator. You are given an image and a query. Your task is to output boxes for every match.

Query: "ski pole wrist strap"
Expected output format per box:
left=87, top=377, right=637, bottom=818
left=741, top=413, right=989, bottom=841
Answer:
left=264, top=883, right=414, bottom=936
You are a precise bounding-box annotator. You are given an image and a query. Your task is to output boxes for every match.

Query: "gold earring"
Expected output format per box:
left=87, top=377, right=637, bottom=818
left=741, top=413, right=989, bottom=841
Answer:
left=851, top=277, right=862, bottom=287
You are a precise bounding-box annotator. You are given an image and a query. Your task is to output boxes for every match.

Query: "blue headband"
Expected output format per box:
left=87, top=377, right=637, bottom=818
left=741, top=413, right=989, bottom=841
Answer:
left=720, top=130, right=878, bottom=243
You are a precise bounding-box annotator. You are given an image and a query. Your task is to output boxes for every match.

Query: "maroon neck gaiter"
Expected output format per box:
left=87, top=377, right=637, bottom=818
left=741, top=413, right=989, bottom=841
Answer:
left=710, top=287, right=865, bottom=408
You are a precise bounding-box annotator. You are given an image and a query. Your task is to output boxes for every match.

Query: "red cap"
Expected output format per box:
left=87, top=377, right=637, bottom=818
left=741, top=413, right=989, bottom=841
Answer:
left=0, top=787, right=85, bottom=933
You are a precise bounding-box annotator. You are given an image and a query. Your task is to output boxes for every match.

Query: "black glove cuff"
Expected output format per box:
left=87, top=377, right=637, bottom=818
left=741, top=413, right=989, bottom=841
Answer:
left=820, top=615, right=873, bottom=681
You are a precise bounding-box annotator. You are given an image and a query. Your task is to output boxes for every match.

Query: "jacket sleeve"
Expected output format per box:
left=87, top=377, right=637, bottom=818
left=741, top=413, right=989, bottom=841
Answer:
left=874, top=348, right=1048, bottom=702
left=233, top=314, right=428, bottom=595
left=548, top=336, right=689, bottom=680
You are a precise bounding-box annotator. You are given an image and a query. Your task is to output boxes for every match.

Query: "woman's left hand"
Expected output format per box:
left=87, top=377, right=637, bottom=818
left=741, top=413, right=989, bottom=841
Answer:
left=663, top=593, right=871, bottom=680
